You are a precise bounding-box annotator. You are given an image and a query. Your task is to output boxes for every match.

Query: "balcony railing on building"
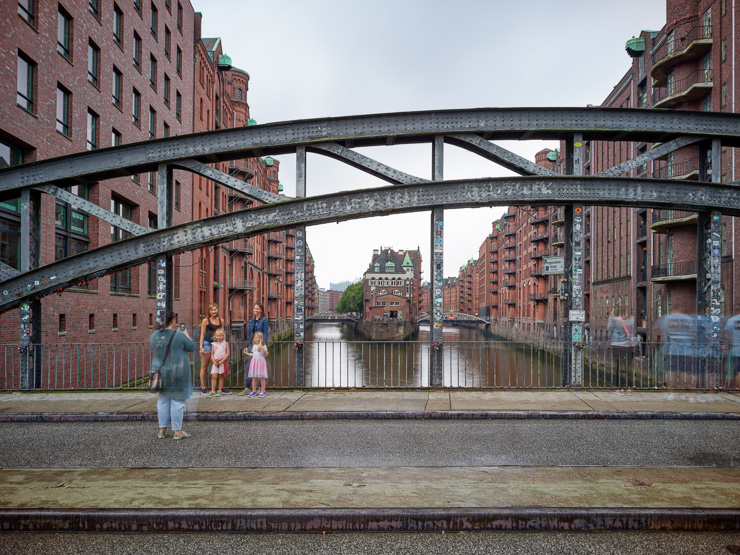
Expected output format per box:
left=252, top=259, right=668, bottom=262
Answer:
left=651, top=25, right=712, bottom=84
left=651, top=157, right=699, bottom=181
left=228, top=278, right=254, bottom=290
left=267, top=231, right=284, bottom=243
left=529, top=293, right=547, bottom=302
left=227, top=159, right=257, bottom=180
left=530, top=250, right=545, bottom=259
left=225, top=239, right=254, bottom=255
left=530, top=232, right=548, bottom=243
left=268, top=290, right=283, bottom=299
left=551, top=208, right=565, bottom=226
left=651, top=260, right=697, bottom=281
left=503, top=280, right=516, bottom=288
left=504, top=255, right=516, bottom=262
left=529, top=213, right=549, bottom=225
left=268, top=246, right=284, bottom=259
left=267, top=265, right=282, bottom=276
left=652, top=69, right=712, bottom=109
left=651, top=209, right=698, bottom=233
left=503, top=299, right=516, bottom=305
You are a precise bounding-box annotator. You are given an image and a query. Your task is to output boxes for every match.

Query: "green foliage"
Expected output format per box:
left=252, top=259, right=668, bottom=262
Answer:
left=335, top=282, right=363, bottom=314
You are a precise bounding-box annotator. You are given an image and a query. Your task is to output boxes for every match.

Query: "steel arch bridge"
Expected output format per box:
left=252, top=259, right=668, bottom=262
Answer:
left=1, top=107, right=738, bottom=386
left=417, top=313, right=489, bottom=324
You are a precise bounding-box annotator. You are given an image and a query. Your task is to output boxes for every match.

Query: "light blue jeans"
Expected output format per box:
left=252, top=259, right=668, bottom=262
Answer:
left=157, top=396, right=186, bottom=431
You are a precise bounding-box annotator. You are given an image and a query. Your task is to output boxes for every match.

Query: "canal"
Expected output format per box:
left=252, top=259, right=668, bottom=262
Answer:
left=246, top=322, right=566, bottom=389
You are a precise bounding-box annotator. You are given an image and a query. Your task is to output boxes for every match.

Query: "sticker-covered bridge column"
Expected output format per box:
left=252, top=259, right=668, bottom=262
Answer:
left=563, top=135, right=584, bottom=387
left=294, top=146, right=307, bottom=387
left=430, top=136, right=444, bottom=387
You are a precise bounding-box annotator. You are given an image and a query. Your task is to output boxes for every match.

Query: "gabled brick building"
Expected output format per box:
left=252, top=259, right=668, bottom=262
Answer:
left=363, top=247, right=422, bottom=321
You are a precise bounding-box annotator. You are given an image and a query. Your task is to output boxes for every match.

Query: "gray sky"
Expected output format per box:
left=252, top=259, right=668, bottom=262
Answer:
left=191, top=0, right=666, bottom=289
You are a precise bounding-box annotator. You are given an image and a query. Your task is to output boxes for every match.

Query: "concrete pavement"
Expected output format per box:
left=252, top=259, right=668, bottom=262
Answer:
left=1, top=389, right=738, bottom=533
left=0, top=388, right=739, bottom=420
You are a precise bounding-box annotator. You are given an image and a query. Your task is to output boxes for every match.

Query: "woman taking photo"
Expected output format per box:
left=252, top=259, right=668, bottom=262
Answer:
left=199, top=304, right=228, bottom=395
left=240, top=303, right=269, bottom=395
left=151, top=312, right=196, bottom=440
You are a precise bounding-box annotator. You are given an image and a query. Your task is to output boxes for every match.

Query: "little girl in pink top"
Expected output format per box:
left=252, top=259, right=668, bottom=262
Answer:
left=207, top=328, right=229, bottom=397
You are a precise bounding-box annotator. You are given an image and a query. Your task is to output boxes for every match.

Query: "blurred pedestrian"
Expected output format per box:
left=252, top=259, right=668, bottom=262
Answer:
left=152, top=312, right=196, bottom=440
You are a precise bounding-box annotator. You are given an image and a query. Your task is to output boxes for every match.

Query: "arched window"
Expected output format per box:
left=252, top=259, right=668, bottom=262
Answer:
left=237, top=88, right=243, bottom=100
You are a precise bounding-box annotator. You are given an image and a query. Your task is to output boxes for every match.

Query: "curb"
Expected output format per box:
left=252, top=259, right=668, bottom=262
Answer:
left=2, top=508, right=739, bottom=533
left=0, top=410, right=739, bottom=423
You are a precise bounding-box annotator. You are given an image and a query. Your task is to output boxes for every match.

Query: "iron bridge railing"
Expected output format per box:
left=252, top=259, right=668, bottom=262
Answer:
left=1, top=340, right=733, bottom=391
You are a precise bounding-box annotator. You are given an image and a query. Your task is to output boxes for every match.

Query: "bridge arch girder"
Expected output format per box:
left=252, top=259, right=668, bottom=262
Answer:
left=2, top=174, right=739, bottom=314
left=1, top=107, right=739, bottom=199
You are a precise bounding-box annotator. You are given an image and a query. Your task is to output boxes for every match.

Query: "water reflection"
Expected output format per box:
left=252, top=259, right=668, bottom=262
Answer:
left=225, top=317, right=740, bottom=390
left=264, top=323, right=563, bottom=388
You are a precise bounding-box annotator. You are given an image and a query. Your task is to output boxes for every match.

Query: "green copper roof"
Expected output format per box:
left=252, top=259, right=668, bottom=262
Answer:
left=230, top=66, right=250, bottom=78
left=625, top=36, right=645, bottom=57
left=546, top=151, right=557, bottom=161
left=261, top=156, right=274, bottom=167
left=278, top=183, right=284, bottom=192
left=218, top=54, right=232, bottom=69
left=247, top=118, right=258, bottom=126
left=402, top=253, right=413, bottom=267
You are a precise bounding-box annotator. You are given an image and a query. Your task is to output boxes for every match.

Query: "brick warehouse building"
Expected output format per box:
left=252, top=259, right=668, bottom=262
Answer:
left=363, top=247, right=422, bottom=321
left=0, top=0, right=314, bottom=385
left=447, top=0, right=739, bottom=347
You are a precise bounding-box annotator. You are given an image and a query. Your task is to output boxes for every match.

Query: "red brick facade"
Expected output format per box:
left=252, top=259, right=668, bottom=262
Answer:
left=0, top=0, right=313, bottom=371
left=440, top=0, right=739, bottom=344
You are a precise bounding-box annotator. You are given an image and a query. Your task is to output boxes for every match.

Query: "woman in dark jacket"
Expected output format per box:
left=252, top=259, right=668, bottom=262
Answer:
left=240, top=303, right=269, bottom=395
left=151, top=312, right=196, bottom=440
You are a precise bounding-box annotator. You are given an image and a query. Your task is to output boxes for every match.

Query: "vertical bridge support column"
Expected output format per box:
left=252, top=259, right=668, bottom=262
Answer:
left=156, top=163, right=174, bottom=327
left=294, top=146, right=307, bottom=387
left=563, top=136, right=584, bottom=387
left=698, top=140, right=723, bottom=387
left=430, top=136, right=444, bottom=387
left=19, top=189, right=41, bottom=389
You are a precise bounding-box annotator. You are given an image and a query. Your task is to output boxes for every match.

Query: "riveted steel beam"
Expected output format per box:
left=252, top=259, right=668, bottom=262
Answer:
left=309, top=142, right=428, bottom=184
left=170, top=159, right=285, bottom=204
left=36, top=185, right=149, bottom=235
left=1, top=108, right=739, bottom=197
left=597, top=136, right=703, bottom=177
left=446, top=134, right=558, bottom=177
left=3, top=175, right=740, bottom=312
left=0, top=262, right=20, bottom=281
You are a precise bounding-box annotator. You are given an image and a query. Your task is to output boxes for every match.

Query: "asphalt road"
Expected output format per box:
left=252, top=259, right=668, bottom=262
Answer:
left=0, top=531, right=738, bottom=555
left=1, top=419, right=738, bottom=468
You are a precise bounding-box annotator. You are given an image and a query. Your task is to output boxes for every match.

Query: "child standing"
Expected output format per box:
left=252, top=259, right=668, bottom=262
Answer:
left=207, top=328, right=229, bottom=397
left=246, top=332, right=268, bottom=397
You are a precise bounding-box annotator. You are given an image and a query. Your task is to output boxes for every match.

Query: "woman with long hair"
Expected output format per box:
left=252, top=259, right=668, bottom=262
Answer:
left=199, top=304, right=227, bottom=395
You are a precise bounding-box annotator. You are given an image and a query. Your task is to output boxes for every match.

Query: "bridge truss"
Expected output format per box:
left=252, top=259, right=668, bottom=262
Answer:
left=417, top=312, right=489, bottom=324
left=1, top=107, right=738, bottom=388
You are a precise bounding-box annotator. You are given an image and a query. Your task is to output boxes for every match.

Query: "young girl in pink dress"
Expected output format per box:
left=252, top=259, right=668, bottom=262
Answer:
left=207, top=328, right=229, bottom=397
left=246, top=332, right=268, bottom=398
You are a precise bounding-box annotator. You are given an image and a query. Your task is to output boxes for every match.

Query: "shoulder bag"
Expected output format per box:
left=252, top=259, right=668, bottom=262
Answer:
left=149, top=330, right=176, bottom=393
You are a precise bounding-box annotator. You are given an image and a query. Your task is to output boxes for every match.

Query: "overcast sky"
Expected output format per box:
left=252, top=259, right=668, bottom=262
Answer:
left=190, top=0, right=667, bottom=289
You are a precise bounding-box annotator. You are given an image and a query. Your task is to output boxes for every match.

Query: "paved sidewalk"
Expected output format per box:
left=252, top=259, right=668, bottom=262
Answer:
left=0, top=388, right=738, bottom=419
left=2, top=389, right=738, bottom=533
